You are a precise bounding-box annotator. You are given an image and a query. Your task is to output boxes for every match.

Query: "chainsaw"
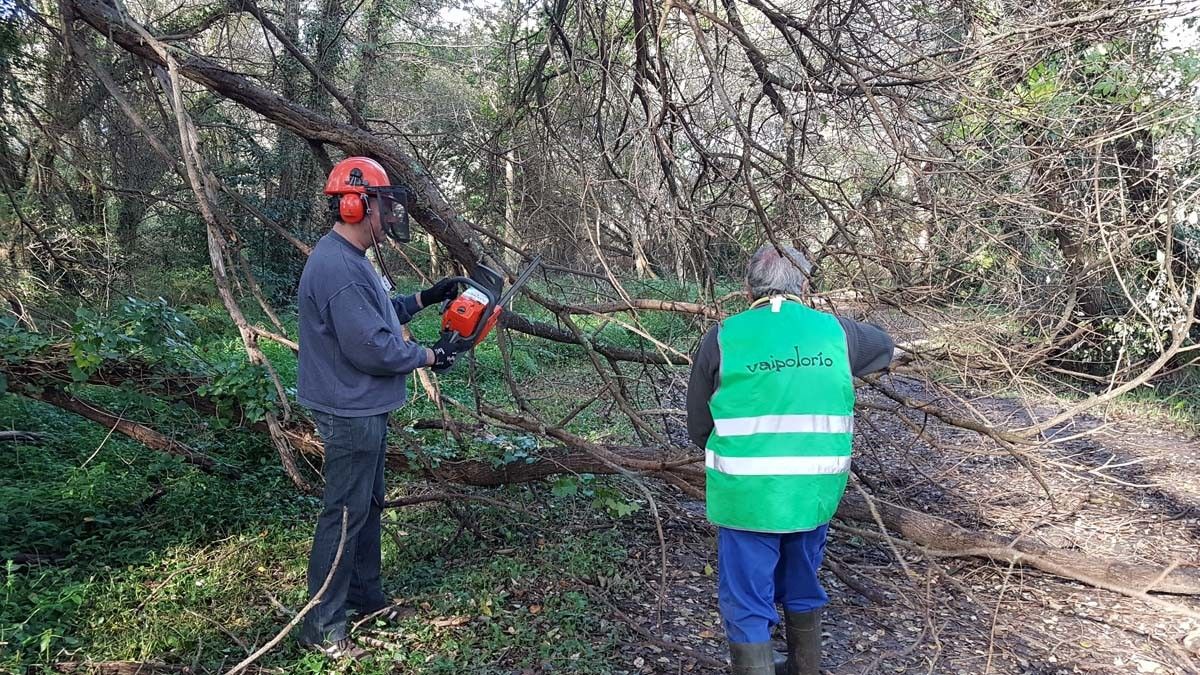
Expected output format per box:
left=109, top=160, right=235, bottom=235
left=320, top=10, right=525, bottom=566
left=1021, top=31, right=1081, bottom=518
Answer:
left=439, top=256, right=542, bottom=351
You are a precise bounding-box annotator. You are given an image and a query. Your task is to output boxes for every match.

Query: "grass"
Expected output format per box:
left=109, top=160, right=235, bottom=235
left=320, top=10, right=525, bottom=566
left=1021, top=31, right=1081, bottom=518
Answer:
left=0, top=281, right=673, bottom=673
left=0, top=384, right=637, bottom=673
left=1108, top=366, right=1200, bottom=431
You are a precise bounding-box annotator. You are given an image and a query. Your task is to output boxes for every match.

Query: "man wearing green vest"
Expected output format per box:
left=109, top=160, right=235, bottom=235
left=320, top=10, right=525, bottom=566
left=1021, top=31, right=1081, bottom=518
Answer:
left=686, top=244, right=894, bottom=674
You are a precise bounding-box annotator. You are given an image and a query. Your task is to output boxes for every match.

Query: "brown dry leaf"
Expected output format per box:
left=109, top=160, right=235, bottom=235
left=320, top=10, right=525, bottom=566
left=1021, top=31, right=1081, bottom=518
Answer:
left=529, top=604, right=542, bottom=615
left=429, top=615, right=471, bottom=628
left=698, top=629, right=717, bottom=639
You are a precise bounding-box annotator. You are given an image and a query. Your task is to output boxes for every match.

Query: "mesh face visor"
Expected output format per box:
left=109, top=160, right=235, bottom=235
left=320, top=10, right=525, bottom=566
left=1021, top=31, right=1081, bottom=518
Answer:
left=368, top=186, right=410, bottom=242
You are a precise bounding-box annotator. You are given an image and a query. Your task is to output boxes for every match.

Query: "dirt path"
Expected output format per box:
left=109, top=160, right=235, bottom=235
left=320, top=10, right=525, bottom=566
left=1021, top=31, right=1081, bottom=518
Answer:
left=603, top=376, right=1200, bottom=674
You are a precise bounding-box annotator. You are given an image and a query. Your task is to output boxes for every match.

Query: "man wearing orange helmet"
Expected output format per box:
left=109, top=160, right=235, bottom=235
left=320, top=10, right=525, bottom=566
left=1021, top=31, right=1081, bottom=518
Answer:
left=295, top=156, right=470, bottom=659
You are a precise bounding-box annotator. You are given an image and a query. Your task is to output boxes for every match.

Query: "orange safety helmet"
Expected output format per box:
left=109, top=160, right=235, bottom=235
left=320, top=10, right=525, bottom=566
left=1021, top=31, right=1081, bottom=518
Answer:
left=324, top=156, right=410, bottom=241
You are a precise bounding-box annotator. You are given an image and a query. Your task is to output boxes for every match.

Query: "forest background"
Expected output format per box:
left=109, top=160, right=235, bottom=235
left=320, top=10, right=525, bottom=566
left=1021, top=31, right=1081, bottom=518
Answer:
left=1, top=0, right=1200, bottom=672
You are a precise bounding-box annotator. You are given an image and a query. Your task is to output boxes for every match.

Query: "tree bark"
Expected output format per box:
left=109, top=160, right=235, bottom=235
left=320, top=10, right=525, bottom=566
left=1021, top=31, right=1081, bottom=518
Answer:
left=836, top=493, right=1200, bottom=596
left=0, top=431, right=44, bottom=443
left=19, top=386, right=218, bottom=471
left=503, top=147, right=520, bottom=269
left=52, top=662, right=190, bottom=674
left=350, top=0, right=386, bottom=116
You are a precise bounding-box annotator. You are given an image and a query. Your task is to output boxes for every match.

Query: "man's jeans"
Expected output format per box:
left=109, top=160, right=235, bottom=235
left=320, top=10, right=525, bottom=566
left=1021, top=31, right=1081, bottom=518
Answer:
left=300, top=411, right=390, bottom=645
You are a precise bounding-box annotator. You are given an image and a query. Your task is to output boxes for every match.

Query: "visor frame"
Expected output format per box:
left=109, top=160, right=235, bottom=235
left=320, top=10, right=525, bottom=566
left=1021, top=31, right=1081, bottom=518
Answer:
left=365, top=186, right=411, bottom=242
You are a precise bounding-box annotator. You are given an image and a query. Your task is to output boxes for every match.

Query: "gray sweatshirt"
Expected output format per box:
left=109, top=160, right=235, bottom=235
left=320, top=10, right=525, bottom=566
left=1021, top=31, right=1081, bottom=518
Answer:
left=686, top=310, right=894, bottom=448
left=296, top=231, right=429, bottom=417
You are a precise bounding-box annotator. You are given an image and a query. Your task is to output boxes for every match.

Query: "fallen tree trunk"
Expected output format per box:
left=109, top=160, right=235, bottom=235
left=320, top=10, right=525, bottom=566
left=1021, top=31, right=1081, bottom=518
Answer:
left=17, top=385, right=220, bottom=472
left=0, top=430, right=44, bottom=443
left=288, top=421, right=1200, bottom=597
left=280, top=411, right=697, bottom=487
left=837, top=493, right=1200, bottom=596
left=8, top=358, right=1200, bottom=596
left=52, top=662, right=192, bottom=674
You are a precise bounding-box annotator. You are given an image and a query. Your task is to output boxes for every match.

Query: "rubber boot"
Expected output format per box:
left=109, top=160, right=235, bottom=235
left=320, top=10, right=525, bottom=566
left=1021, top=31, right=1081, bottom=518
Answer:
left=783, top=609, right=822, bottom=675
left=773, top=648, right=787, bottom=675
left=729, top=641, right=778, bottom=675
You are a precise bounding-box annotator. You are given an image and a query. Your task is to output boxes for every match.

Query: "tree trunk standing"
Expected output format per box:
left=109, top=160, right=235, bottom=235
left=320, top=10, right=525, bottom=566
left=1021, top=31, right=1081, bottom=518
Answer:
left=632, top=212, right=656, bottom=279
left=1050, top=218, right=1107, bottom=317
left=1112, top=123, right=1158, bottom=244
left=306, top=0, right=345, bottom=117
left=107, top=101, right=170, bottom=260
left=696, top=233, right=717, bottom=302
left=0, top=13, right=21, bottom=193
left=863, top=192, right=914, bottom=289
left=503, top=147, right=520, bottom=268
left=1050, top=206, right=1107, bottom=318
left=263, top=0, right=317, bottom=296
left=270, top=0, right=303, bottom=206
left=28, top=35, right=93, bottom=230
left=350, top=0, right=385, bottom=116
left=1024, top=131, right=1108, bottom=317
left=907, top=160, right=936, bottom=284
left=271, top=0, right=337, bottom=247
left=114, top=198, right=147, bottom=255
left=291, top=0, right=348, bottom=239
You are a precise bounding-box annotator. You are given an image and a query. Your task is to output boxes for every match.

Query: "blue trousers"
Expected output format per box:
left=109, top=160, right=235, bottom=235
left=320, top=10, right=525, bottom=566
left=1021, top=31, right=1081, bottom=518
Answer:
left=717, top=525, right=830, bottom=644
left=300, top=411, right=391, bottom=644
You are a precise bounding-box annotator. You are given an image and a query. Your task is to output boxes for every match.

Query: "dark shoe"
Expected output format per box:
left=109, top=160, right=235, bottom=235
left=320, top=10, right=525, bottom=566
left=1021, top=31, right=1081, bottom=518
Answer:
left=784, top=609, right=821, bottom=675
left=304, top=637, right=368, bottom=661
left=730, top=641, right=778, bottom=675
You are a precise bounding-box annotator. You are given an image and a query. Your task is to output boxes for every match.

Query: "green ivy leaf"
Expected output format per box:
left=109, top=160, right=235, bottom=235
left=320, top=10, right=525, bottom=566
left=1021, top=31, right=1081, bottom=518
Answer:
left=551, top=476, right=579, bottom=498
left=605, top=498, right=641, bottom=518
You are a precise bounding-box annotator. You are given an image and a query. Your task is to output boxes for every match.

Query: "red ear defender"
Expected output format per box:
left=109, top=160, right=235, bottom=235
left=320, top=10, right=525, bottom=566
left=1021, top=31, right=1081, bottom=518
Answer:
left=339, top=194, right=367, bottom=224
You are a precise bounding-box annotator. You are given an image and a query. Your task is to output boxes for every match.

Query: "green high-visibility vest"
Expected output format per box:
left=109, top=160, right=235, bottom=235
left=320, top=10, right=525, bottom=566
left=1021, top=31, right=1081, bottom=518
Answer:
left=705, top=297, right=855, bottom=533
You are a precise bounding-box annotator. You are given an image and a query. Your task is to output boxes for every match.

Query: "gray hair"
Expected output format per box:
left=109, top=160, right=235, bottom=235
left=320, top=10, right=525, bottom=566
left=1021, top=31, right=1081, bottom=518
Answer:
left=746, top=244, right=812, bottom=299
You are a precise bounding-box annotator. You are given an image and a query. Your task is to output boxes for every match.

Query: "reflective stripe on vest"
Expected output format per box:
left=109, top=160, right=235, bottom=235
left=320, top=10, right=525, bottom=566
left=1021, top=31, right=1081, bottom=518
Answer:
left=705, top=450, right=851, bottom=476
left=712, top=413, right=853, bottom=437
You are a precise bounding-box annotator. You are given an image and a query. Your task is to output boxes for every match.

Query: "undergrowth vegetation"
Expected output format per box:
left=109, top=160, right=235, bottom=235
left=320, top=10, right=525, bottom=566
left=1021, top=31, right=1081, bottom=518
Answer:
left=3, top=274, right=1197, bottom=673
left=0, top=276, right=674, bottom=673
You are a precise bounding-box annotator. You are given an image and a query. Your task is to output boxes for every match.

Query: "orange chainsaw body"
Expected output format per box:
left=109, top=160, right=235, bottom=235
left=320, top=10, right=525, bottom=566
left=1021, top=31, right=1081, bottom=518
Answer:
left=438, top=257, right=540, bottom=349
left=442, top=287, right=502, bottom=346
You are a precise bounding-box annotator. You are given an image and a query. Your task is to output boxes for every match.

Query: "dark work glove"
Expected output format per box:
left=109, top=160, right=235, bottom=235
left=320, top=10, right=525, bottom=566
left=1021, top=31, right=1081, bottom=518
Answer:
left=419, top=278, right=460, bottom=309
left=429, top=332, right=474, bottom=373
left=430, top=345, right=457, bottom=373
left=435, top=331, right=475, bottom=354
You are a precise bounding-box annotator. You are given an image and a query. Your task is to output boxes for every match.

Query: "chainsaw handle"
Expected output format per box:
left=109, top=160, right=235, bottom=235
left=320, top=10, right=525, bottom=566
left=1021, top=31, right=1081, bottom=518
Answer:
left=438, top=275, right=500, bottom=345
left=435, top=276, right=484, bottom=310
